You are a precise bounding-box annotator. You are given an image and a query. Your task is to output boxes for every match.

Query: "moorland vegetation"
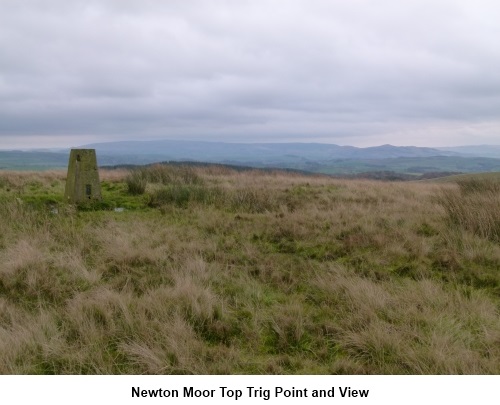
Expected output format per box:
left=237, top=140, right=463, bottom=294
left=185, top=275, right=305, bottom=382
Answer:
left=0, top=166, right=499, bottom=374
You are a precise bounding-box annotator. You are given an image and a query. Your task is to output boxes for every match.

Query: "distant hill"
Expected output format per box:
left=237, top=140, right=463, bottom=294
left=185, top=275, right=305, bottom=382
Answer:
left=80, top=140, right=461, bottom=163
left=436, top=145, right=500, bottom=159
left=2, top=140, right=500, bottom=177
left=0, top=150, right=69, bottom=170
left=297, top=156, right=500, bottom=176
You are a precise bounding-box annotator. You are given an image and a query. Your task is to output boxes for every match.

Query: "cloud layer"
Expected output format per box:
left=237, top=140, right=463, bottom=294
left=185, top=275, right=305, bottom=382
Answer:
left=1, top=0, right=500, bottom=148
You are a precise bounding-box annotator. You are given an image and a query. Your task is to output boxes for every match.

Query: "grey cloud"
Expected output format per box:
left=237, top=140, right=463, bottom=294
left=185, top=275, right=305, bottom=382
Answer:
left=1, top=0, right=500, bottom=148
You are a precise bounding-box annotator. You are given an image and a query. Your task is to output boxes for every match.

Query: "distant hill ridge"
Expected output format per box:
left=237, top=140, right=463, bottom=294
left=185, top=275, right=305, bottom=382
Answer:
left=2, top=141, right=500, bottom=174
left=79, top=140, right=464, bottom=162
left=436, top=145, right=500, bottom=159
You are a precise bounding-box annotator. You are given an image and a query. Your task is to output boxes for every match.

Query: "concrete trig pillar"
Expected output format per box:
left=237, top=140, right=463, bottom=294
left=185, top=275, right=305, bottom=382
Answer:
left=64, top=149, right=102, bottom=203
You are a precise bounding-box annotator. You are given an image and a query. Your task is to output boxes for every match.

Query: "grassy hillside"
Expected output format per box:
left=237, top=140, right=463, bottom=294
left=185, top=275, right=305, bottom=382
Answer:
left=421, top=171, right=500, bottom=183
left=0, top=166, right=499, bottom=374
left=298, top=156, right=500, bottom=175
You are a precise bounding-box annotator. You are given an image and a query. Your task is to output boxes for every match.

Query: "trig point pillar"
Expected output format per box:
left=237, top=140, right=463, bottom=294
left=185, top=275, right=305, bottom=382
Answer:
left=65, top=149, right=102, bottom=203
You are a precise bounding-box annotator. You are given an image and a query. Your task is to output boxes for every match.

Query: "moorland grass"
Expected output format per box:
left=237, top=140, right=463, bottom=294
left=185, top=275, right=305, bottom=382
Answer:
left=0, top=167, right=499, bottom=374
left=438, top=178, right=500, bottom=242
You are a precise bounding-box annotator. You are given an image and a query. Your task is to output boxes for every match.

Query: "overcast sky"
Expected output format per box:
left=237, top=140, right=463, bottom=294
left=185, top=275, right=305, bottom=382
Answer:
left=1, top=0, right=500, bottom=149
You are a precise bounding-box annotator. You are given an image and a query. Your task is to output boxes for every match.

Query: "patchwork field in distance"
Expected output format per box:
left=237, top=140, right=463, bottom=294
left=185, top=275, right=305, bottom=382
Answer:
left=0, top=166, right=499, bottom=374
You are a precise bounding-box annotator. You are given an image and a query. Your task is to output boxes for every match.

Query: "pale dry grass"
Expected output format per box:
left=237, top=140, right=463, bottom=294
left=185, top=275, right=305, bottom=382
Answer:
left=438, top=179, right=500, bottom=241
left=315, top=267, right=499, bottom=373
left=0, top=169, right=498, bottom=374
left=100, top=168, right=129, bottom=182
left=0, top=170, right=66, bottom=188
left=119, top=314, right=204, bottom=374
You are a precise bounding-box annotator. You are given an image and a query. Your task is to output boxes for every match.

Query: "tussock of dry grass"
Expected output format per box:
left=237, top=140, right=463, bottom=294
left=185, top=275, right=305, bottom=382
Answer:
left=0, top=168, right=499, bottom=374
left=315, top=267, right=499, bottom=374
left=438, top=179, right=500, bottom=241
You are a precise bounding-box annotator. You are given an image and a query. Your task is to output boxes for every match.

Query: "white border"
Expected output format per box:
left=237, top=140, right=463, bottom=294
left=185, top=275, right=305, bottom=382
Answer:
left=2, top=375, right=499, bottom=405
